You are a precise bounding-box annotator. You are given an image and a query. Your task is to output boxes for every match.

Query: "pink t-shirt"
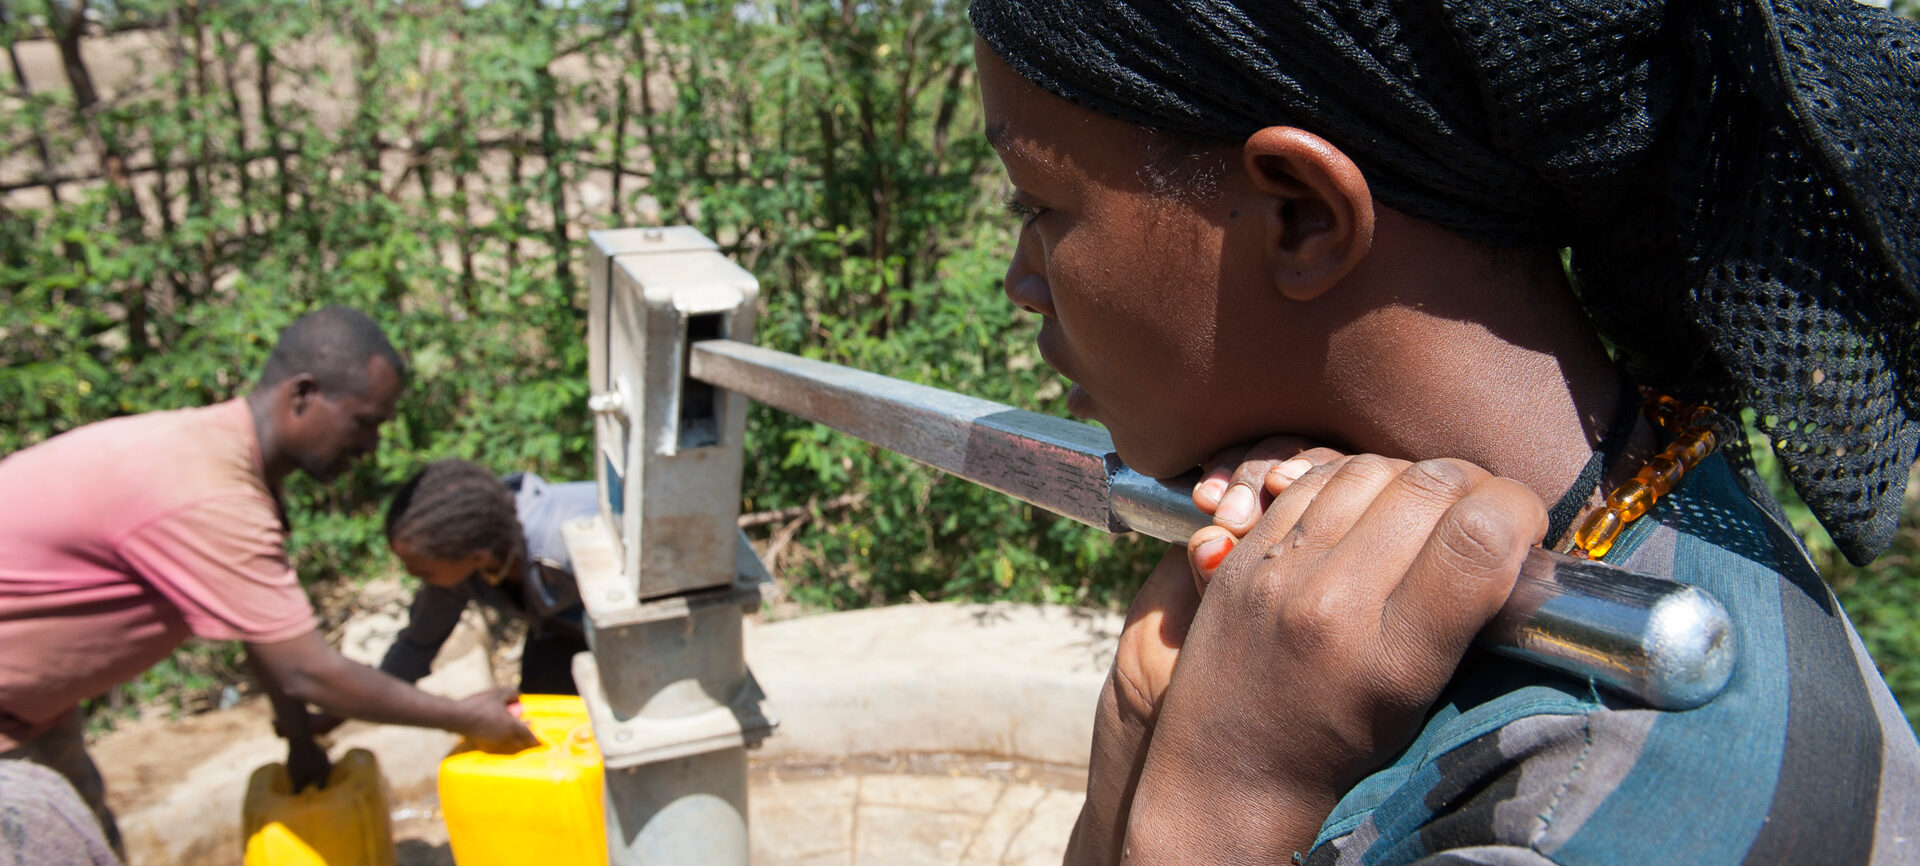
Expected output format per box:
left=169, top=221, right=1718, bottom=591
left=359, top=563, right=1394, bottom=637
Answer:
left=0, top=399, right=316, bottom=748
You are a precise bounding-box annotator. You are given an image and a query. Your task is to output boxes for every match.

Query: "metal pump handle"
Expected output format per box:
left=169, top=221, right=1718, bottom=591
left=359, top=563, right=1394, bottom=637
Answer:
left=689, top=339, right=1736, bottom=710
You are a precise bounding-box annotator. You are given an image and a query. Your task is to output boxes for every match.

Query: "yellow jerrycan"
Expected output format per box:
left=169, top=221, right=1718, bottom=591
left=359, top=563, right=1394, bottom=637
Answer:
left=242, top=747, right=396, bottom=866
left=439, top=694, right=606, bottom=866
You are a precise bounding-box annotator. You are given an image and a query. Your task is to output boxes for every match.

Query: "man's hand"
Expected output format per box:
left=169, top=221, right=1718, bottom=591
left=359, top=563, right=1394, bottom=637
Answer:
left=306, top=710, right=346, bottom=737
left=246, top=631, right=535, bottom=750
left=455, top=689, right=538, bottom=753
left=285, top=734, right=333, bottom=792
left=1124, top=454, right=1546, bottom=863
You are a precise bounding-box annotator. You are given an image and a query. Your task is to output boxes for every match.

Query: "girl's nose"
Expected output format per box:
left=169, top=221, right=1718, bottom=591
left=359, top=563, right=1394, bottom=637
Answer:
left=1004, top=240, right=1054, bottom=317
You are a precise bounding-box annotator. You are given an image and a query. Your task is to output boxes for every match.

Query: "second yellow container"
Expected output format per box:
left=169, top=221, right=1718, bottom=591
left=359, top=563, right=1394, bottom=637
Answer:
left=242, top=747, right=395, bottom=866
left=439, top=694, right=606, bottom=866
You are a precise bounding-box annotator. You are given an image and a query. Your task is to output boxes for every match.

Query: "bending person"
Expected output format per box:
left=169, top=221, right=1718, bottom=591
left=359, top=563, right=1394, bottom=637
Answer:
left=0, top=308, right=535, bottom=858
left=379, top=459, right=596, bottom=696
left=966, top=0, right=1920, bottom=862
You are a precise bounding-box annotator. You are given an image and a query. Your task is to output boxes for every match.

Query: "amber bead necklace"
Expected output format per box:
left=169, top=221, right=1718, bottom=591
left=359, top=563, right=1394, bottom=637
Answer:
left=1557, top=392, right=1725, bottom=560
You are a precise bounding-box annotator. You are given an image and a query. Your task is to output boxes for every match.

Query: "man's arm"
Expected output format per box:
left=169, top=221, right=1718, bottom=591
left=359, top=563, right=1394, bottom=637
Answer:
left=306, top=584, right=470, bottom=738
left=245, top=630, right=536, bottom=750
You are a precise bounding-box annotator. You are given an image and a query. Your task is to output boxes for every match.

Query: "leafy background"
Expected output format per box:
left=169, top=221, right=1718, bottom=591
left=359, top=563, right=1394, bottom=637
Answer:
left=1, top=0, right=1914, bottom=730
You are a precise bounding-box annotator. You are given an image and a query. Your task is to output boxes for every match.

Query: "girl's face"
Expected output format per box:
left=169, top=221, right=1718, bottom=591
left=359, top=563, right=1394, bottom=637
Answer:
left=977, top=43, right=1338, bottom=478
left=391, top=538, right=499, bottom=590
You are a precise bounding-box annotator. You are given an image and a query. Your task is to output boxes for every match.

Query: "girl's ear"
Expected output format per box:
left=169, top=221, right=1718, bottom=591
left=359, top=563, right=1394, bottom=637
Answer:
left=1241, top=127, right=1374, bottom=301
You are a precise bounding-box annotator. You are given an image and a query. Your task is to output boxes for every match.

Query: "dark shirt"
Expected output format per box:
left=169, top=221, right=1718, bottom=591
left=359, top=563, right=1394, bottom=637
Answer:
left=377, top=475, right=600, bottom=683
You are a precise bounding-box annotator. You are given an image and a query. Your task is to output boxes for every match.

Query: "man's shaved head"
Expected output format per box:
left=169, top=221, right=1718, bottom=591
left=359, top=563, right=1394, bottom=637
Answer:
left=256, top=306, right=407, bottom=396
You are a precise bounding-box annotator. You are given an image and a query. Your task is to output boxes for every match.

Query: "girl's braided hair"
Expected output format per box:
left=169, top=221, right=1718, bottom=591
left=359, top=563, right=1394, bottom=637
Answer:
left=385, top=459, right=524, bottom=565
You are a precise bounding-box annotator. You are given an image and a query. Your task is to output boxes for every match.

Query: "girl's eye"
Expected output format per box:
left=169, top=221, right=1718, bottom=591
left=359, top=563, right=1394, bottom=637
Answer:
left=1003, top=194, right=1047, bottom=227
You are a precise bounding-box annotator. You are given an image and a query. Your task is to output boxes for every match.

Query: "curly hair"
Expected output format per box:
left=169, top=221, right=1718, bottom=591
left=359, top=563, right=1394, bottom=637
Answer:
left=385, top=459, right=523, bottom=565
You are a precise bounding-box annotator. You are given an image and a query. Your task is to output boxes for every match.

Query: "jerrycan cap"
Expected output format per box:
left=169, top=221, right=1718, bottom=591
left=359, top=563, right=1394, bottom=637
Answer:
left=564, top=722, right=597, bottom=758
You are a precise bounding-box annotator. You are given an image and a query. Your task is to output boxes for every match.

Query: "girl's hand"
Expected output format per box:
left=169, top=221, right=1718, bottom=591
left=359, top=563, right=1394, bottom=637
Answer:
left=1190, top=436, right=1348, bottom=591
left=1068, top=441, right=1346, bottom=866
left=1128, top=455, right=1546, bottom=863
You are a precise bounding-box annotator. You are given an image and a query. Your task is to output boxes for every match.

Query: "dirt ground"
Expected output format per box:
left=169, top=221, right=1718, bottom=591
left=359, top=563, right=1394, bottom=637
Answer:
left=90, top=696, right=1090, bottom=866
left=89, top=696, right=450, bottom=864
left=94, top=700, right=275, bottom=819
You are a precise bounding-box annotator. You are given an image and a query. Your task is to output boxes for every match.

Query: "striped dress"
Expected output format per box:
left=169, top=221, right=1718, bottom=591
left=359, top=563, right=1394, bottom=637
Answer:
left=1307, top=454, right=1920, bottom=865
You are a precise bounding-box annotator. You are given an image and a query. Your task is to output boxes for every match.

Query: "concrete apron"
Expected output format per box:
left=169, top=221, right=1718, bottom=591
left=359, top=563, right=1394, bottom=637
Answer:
left=96, top=601, right=1120, bottom=865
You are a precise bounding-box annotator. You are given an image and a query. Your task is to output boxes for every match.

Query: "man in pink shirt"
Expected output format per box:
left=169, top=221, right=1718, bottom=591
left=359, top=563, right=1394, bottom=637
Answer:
left=0, top=307, right=534, bottom=858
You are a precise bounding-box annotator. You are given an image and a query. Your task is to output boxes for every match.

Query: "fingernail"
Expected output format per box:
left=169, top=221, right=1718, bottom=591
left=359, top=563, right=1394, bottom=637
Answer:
left=1195, top=534, right=1233, bottom=571
left=1193, top=475, right=1228, bottom=506
left=1217, top=484, right=1256, bottom=526
left=1274, top=458, right=1313, bottom=482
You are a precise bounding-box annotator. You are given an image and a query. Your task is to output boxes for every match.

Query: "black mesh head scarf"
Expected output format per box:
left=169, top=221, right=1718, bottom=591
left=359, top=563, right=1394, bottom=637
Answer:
left=972, top=0, right=1920, bottom=564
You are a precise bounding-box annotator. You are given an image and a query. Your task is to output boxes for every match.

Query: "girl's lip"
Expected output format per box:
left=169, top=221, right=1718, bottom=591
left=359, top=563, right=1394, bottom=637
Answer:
left=1033, top=322, right=1092, bottom=417
left=1034, top=320, right=1072, bottom=378
left=1065, top=382, right=1094, bottom=420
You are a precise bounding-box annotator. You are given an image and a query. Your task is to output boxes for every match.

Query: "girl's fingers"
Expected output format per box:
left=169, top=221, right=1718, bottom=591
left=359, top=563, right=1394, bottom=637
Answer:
left=1264, top=446, right=1348, bottom=496
left=1306, top=458, right=1496, bottom=607
left=1193, top=470, right=1237, bottom=518
left=1187, top=525, right=1236, bottom=595
left=1233, top=454, right=1400, bottom=570
left=1195, top=437, right=1341, bottom=535
left=1378, top=475, right=1545, bottom=668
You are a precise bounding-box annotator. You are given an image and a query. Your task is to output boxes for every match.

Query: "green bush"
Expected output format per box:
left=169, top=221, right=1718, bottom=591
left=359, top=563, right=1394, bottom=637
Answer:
left=2, top=0, right=1912, bottom=732
left=3, top=0, right=1161, bottom=727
